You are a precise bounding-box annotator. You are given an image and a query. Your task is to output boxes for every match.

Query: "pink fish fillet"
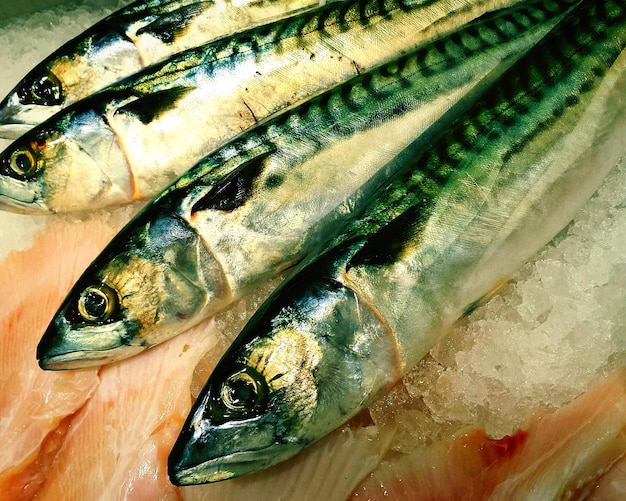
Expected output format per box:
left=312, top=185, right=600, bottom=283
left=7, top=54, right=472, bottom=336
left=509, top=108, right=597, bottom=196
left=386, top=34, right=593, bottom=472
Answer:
left=33, top=319, right=220, bottom=500
left=350, top=367, right=626, bottom=500
left=0, top=217, right=115, bottom=499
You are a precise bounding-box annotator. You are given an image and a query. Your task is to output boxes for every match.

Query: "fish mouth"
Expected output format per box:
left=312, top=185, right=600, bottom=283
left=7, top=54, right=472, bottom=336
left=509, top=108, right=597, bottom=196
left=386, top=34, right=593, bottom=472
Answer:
left=0, top=101, right=62, bottom=140
left=0, top=122, right=32, bottom=140
left=0, top=178, right=48, bottom=213
left=168, top=447, right=283, bottom=486
left=37, top=321, right=141, bottom=370
left=38, top=345, right=145, bottom=370
left=38, top=350, right=124, bottom=370
left=0, top=103, right=36, bottom=139
left=169, top=417, right=304, bottom=486
left=0, top=192, right=48, bottom=214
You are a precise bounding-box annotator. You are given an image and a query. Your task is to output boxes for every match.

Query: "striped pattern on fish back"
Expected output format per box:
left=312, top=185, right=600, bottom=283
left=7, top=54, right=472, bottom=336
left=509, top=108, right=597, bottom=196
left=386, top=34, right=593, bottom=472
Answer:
left=338, top=0, right=626, bottom=268
left=170, top=0, right=582, bottom=209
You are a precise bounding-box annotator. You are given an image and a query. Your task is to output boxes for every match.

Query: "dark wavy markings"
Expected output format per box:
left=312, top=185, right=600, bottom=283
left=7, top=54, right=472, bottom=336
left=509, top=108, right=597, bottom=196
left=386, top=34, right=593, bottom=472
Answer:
left=244, top=0, right=412, bottom=50
left=409, top=0, right=568, bottom=79
left=339, top=0, right=625, bottom=268
left=500, top=4, right=626, bottom=162
left=421, top=0, right=626, bottom=168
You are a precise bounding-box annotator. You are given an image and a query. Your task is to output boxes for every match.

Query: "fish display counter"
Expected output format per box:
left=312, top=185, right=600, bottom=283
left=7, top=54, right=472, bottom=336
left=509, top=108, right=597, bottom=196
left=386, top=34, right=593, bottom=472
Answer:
left=1, top=0, right=626, bottom=499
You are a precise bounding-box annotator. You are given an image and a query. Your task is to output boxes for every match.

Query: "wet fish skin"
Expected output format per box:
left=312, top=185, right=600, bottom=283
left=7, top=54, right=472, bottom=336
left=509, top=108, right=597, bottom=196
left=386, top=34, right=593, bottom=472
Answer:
left=0, top=0, right=338, bottom=139
left=0, top=0, right=522, bottom=214
left=168, top=0, right=626, bottom=484
left=35, top=0, right=579, bottom=370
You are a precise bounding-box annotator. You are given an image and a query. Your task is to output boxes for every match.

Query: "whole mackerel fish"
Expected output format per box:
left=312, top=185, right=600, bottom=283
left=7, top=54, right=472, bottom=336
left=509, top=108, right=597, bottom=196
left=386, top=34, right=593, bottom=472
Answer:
left=168, top=0, right=626, bottom=485
left=0, top=0, right=520, bottom=214
left=36, top=0, right=579, bottom=370
left=0, top=0, right=338, bottom=139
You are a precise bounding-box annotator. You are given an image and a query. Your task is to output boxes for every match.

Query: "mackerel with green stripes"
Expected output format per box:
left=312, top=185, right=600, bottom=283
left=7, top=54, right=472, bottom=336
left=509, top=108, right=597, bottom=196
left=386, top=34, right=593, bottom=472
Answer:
left=0, top=0, right=521, bottom=213
left=169, top=0, right=626, bottom=484
left=35, top=0, right=578, bottom=370
left=0, top=0, right=340, bottom=139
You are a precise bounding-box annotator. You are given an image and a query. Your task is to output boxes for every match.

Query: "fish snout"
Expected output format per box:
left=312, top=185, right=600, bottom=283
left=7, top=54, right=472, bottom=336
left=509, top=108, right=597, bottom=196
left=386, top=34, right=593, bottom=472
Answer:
left=0, top=120, right=33, bottom=141
left=168, top=390, right=289, bottom=485
left=0, top=94, right=29, bottom=140
left=37, top=319, right=145, bottom=370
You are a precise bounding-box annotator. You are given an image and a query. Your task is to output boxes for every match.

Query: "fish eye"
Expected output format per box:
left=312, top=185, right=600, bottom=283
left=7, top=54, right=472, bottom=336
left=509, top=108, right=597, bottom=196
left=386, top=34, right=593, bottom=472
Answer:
left=77, top=284, right=119, bottom=323
left=17, top=72, right=63, bottom=106
left=208, top=367, right=268, bottom=423
left=221, top=369, right=265, bottom=411
left=8, top=148, right=38, bottom=177
left=1, top=147, right=40, bottom=180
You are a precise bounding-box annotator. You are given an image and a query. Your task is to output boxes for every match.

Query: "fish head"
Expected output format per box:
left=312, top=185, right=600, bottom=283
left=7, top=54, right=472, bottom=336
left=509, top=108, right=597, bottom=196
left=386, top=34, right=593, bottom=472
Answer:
left=0, top=66, right=65, bottom=138
left=38, top=211, right=230, bottom=369
left=168, top=327, right=321, bottom=485
left=0, top=105, right=133, bottom=213
left=169, top=273, right=397, bottom=485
